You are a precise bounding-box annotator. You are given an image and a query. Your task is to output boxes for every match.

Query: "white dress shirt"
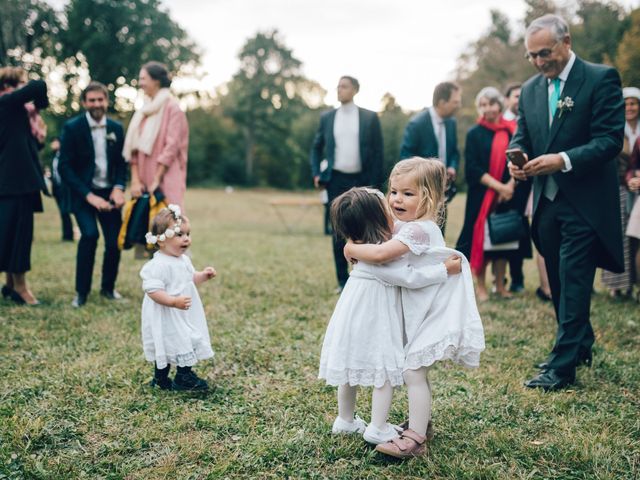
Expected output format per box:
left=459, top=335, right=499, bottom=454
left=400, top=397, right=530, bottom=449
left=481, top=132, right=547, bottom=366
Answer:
left=428, top=107, right=447, bottom=163
left=548, top=51, right=576, bottom=172
left=86, top=112, right=109, bottom=188
left=333, top=102, right=361, bottom=174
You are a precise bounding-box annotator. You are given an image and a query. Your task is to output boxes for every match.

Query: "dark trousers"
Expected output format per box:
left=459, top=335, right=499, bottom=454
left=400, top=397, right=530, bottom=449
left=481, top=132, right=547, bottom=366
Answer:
left=73, top=188, right=122, bottom=296
left=53, top=183, right=73, bottom=240
left=509, top=256, right=524, bottom=287
left=535, top=194, right=597, bottom=375
left=326, top=171, right=364, bottom=288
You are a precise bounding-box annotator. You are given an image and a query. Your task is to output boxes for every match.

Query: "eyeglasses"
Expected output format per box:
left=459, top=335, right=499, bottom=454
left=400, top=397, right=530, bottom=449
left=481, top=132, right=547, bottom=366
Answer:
left=525, top=42, right=559, bottom=61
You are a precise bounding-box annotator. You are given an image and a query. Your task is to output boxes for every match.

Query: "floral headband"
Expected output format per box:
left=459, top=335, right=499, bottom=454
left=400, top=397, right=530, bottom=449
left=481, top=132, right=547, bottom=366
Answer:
left=145, top=204, right=182, bottom=245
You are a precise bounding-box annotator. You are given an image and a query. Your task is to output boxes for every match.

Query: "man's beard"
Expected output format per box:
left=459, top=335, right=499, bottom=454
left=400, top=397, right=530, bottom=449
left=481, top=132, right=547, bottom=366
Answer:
left=88, top=108, right=106, bottom=121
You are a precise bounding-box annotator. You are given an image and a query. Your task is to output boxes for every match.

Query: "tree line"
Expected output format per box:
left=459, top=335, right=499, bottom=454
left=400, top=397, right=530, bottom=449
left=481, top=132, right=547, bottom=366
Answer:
left=3, top=0, right=639, bottom=189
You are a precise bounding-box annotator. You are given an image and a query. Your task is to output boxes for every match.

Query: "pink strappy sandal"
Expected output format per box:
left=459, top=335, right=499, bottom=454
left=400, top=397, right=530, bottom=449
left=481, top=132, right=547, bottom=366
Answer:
left=374, top=428, right=427, bottom=459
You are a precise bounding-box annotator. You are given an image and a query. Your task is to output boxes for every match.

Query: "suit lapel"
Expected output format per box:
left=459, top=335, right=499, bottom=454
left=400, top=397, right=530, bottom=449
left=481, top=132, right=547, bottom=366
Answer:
left=534, top=76, right=550, bottom=148
left=546, top=58, right=585, bottom=150
left=80, top=114, right=96, bottom=159
left=424, top=110, right=438, bottom=153
left=358, top=107, right=366, bottom=149
left=326, top=109, right=336, bottom=156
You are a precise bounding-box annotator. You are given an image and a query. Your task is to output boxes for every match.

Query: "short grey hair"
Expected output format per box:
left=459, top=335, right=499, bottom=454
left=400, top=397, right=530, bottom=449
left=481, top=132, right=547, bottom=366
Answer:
left=475, top=87, right=504, bottom=112
left=526, top=14, right=570, bottom=42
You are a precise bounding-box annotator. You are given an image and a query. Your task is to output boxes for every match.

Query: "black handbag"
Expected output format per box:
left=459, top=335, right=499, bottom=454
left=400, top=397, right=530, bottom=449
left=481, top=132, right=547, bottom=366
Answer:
left=487, top=210, right=525, bottom=244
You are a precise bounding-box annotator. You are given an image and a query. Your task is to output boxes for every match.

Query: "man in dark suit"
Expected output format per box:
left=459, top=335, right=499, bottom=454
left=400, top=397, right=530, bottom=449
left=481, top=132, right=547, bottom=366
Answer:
left=310, top=75, right=384, bottom=292
left=509, top=14, right=624, bottom=390
left=400, top=82, right=461, bottom=230
left=59, top=82, right=127, bottom=307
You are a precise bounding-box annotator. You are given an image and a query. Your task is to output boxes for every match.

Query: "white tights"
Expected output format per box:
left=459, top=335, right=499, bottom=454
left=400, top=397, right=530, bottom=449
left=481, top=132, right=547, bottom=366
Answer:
left=337, top=382, right=394, bottom=428
left=403, top=367, right=432, bottom=436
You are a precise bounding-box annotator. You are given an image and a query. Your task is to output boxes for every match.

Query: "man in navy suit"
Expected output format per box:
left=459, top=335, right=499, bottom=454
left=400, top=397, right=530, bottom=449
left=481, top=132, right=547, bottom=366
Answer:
left=59, top=82, right=127, bottom=307
left=400, top=82, right=461, bottom=230
left=310, top=76, right=384, bottom=292
left=509, top=15, right=624, bottom=390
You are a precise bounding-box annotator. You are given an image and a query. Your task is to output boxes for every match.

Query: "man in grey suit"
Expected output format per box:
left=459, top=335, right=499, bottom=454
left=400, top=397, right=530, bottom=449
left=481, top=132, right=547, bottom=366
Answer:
left=310, top=76, right=384, bottom=292
left=509, top=14, right=624, bottom=390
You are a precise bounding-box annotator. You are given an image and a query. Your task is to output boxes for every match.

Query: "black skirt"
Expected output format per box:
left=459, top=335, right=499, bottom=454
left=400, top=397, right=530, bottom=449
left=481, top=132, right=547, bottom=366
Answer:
left=0, top=193, right=39, bottom=273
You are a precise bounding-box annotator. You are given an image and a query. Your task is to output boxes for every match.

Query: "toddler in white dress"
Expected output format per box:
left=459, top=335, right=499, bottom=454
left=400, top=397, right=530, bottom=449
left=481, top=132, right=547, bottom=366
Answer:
left=319, top=187, right=462, bottom=446
left=140, top=205, right=216, bottom=391
left=345, top=158, right=485, bottom=459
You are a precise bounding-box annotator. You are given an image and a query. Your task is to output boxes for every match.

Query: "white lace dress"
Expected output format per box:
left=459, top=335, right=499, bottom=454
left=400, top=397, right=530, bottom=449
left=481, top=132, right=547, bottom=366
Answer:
left=365, top=221, right=485, bottom=370
left=140, top=251, right=214, bottom=369
left=318, top=260, right=406, bottom=388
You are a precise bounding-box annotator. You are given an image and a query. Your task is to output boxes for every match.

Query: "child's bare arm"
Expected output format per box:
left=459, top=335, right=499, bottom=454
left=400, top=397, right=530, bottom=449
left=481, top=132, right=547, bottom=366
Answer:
left=344, top=239, right=410, bottom=264
left=193, top=266, right=216, bottom=285
left=147, top=290, right=192, bottom=310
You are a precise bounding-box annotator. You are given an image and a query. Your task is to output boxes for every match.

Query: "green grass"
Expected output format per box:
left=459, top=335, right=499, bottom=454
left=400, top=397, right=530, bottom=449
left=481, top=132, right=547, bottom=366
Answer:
left=1, top=189, right=639, bottom=479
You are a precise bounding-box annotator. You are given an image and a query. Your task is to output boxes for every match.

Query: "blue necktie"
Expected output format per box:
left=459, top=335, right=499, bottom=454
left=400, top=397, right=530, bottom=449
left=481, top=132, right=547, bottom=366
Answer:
left=549, top=77, right=561, bottom=122
left=544, top=77, right=562, bottom=201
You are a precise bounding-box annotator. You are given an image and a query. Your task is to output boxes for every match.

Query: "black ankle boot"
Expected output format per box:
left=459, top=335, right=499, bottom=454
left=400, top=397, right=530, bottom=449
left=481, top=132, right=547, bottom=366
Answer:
left=150, top=364, right=172, bottom=390
left=173, top=366, right=208, bottom=391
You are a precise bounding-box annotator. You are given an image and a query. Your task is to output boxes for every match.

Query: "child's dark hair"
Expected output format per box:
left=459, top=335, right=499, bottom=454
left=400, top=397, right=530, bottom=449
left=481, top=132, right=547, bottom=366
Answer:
left=330, top=187, right=391, bottom=244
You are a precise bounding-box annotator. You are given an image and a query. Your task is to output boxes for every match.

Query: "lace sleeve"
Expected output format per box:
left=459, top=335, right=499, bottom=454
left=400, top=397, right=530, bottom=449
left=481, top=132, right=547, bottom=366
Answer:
left=140, top=260, right=166, bottom=293
left=394, top=222, right=431, bottom=255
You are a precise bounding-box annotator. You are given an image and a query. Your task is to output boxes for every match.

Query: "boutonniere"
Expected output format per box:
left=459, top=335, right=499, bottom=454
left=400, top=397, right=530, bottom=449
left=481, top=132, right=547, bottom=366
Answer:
left=556, top=96, right=574, bottom=118
left=106, top=132, right=117, bottom=144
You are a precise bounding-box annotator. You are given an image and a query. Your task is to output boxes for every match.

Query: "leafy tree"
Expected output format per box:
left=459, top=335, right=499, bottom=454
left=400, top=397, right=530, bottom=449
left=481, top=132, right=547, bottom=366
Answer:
left=223, top=30, right=320, bottom=186
left=0, top=0, right=61, bottom=68
left=571, top=0, right=630, bottom=64
left=615, top=8, right=640, bottom=87
left=186, top=106, right=245, bottom=186
left=379, top=93, right=410, bottom=179
left=60, top=0, right=200, bottom=90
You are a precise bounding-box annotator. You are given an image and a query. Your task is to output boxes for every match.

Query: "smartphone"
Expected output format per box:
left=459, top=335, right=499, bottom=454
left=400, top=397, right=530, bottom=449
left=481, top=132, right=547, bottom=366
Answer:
left=506, top=148, right=527, bottom=168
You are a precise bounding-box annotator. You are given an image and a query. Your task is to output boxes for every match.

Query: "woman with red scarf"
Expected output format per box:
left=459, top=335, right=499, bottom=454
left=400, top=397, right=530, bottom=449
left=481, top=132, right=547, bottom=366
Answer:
left=456, top=87, right=518, bottom=302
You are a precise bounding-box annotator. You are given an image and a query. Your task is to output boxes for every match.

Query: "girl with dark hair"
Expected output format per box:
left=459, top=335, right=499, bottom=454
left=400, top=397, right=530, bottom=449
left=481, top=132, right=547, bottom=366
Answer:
left=123, top=61, right=188, bottom=211
left=318, top=187, right=459, bottom=448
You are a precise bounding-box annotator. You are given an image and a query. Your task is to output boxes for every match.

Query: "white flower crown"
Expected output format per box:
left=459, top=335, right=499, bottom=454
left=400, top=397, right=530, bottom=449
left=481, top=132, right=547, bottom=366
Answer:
left=145, top=204, right=183, bottom=245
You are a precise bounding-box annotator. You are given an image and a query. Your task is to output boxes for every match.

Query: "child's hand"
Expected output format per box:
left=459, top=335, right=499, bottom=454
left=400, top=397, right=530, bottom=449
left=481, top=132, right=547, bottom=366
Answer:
left=444, top=255, right=462, bottom=275
left=203, top=266, right=216, bottom=280
left=172, top=295, right=192, bottom=310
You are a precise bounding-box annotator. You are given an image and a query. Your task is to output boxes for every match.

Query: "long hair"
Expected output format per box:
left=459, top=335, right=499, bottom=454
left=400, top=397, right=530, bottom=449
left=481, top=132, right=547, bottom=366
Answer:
left=330, top=187, right=391, bottom=244
left=388, top=157, right=446, bottom=225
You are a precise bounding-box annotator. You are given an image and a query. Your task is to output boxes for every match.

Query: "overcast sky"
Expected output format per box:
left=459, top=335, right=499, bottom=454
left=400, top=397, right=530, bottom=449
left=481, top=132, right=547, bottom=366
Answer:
left=50, top=0, right=640, bottom=111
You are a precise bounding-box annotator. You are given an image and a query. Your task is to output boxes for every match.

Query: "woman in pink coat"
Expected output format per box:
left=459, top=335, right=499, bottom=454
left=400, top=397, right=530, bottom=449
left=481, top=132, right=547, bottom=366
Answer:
left=124, top=61, right=188, bottom=210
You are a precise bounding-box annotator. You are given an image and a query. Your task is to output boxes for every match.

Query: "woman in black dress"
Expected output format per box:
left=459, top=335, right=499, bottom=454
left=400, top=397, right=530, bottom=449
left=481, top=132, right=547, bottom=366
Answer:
left=456, top=87, right=519, bottom=302
left=0, top=67, right=49, bottom=305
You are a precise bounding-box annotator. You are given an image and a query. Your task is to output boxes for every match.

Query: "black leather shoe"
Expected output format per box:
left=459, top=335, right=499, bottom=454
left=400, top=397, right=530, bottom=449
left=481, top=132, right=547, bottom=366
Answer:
left=100, top=289, right=123, bottom=300
left=71, top=294, right=87, bottom=308
left=535, top=353, right=592, bottom=371
left=1, top=285, right=12, bottom=299
left=524, top=369, right=575, bottom=391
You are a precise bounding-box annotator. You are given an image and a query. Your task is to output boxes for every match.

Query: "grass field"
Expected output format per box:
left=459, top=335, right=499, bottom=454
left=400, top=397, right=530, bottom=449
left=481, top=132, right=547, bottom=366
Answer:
left=1, top=189, right=639, bottom=479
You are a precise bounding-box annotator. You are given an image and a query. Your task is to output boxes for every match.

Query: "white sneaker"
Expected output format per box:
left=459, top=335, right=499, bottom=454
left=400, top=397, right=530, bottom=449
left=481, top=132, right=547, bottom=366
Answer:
left=332, top=415, right=367, bottom=434
left=363, top=422, right=401, bottom=445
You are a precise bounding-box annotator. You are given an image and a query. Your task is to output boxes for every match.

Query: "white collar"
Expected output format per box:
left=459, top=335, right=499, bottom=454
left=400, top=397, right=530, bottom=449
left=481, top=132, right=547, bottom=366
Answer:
left=339, top=101, right=358, bottom=112
left=86, top=112, right=107, bottom=128
left=549, top=51, right=576, bottom=85
left=429, top=107, right=444, bottom=124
